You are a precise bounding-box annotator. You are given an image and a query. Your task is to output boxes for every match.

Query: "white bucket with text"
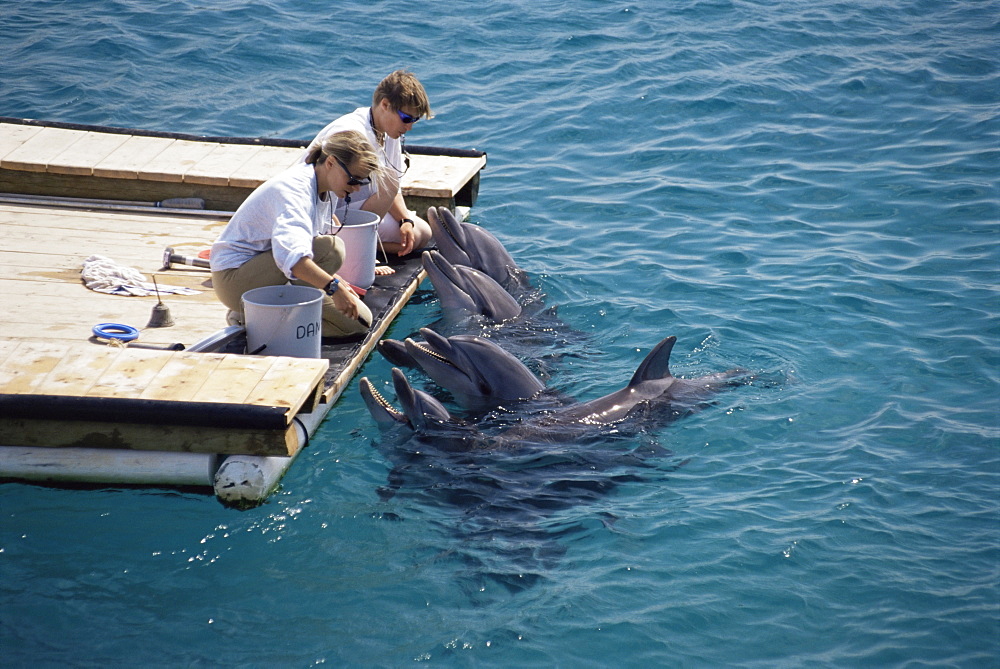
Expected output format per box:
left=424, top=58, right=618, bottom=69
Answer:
left=242, top=285, right=323, bottom=358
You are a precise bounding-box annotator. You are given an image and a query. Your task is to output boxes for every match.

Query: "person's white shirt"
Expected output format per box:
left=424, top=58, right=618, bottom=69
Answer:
left=304, top=107, right=407, bottom=216
left=210, top=161, right=332, bottom=279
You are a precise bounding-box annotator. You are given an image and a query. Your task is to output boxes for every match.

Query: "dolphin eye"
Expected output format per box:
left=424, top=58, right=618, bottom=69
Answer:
left=478, top=381, right=491, bottom=395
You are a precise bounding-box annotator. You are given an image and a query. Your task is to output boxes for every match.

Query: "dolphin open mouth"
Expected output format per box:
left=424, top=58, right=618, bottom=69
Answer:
left=404, top=332, right=477, bottom=385
left=360, top=369, right=458, bottom=430
left=408, top=339, right=452, bottom=366
left=359, top=377, right=408, bottom=426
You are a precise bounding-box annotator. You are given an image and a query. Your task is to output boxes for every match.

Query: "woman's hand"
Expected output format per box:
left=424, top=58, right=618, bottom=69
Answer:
left=330, top=280, right=361, bottom=320
left=397, top=219, right=416, bottom=256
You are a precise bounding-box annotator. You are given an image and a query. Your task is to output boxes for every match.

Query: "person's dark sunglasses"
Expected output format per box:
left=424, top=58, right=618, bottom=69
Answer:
left=396, top=109, right=419, bottom=125
left=335, top=157, right=371, bottom=186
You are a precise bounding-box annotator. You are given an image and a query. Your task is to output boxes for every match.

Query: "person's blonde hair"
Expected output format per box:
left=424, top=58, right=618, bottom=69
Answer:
left=306, top=130, right=380, bottom=177
left=372, top=70, right=433, bottom=120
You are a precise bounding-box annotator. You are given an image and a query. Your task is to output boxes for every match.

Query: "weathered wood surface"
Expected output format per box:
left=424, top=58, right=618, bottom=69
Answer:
left=0, top=343, right=327, bottom=413
left=0, top=201, right=229, bottom=347
left=0, top=344, right=328, bottom=456
left=0, top=121, right=485, bottom=208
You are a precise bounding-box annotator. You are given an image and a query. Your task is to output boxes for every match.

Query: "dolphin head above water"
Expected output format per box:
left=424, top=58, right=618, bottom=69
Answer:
left=376, top=338, right=417, bottom=368
left=422, top=250, right=522, bottom=322
left=360, top=367, right=455, bottom=431
left=426, top=206, right=528, bottom=291
left=403, top=327, right=546, bottom=411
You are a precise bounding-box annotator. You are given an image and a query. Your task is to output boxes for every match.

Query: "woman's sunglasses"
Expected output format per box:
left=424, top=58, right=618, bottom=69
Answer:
left=334, top=157, right=371, bottom=186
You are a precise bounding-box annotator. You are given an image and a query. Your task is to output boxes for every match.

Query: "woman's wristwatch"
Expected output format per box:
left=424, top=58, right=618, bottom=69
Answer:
left=400, top=217, right=415, bottom=228
left=324, top=278, right=340, bottom=296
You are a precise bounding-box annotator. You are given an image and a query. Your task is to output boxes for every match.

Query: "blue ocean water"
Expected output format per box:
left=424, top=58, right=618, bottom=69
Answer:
left=2, top=0, right=998, bottom=666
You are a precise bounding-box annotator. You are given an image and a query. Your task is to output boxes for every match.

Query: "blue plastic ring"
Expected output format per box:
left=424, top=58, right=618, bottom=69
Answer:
left=93, top=323, right=140, bottom=342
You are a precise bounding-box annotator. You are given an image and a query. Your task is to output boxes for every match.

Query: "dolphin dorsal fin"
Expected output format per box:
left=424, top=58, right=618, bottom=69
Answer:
left=629, top=336, right=677, bottom=385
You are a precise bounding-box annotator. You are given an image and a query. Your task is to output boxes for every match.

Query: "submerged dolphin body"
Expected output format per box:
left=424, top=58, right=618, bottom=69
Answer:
left=422, top=250, right=521, bottom=322
left=363, top=334, right=748, bottom=440
left=402, top=327, right=546, bottom=412
left=361, top=336, right=729, bottom=592
left=426, top=206, right=529, bottom=292
left=362, top=365, right=675, bottom=593
left=504, top=336, right=748, bottom=442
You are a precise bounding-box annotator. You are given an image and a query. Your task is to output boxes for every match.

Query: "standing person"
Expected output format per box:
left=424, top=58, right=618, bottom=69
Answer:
left=210, top=131, right=379, bottom=338
left=304, top=70, right=434, bottom=258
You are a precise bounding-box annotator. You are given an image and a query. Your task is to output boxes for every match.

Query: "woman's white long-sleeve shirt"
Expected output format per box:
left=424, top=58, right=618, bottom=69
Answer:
left=210, top=162, right=332, bottom=279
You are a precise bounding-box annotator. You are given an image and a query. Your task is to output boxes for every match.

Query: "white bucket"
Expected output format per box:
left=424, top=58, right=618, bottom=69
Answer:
left=334, top=209, right=380, bottom=289
left=242, top=285, right=323, bottom=358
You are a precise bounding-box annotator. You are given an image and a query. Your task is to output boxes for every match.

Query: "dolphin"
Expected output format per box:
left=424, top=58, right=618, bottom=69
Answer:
left=362, top=365, right=681, bottom=593
left=426, top=206, right=529, bottom=291
left=375, top=338, right=417, bottom=368
left=360, top=367, right=455, bottom=431
left=363, top=334, right=749, bottom=440
left=513, top=336, right=748, bottom=439
left=403, top=327, right=546, bottom=411
left=422, top=250, right=522, bottom=322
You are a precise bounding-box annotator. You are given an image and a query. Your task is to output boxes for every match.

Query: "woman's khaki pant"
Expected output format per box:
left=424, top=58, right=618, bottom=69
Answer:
left=211, top=235, right=372, bottom=337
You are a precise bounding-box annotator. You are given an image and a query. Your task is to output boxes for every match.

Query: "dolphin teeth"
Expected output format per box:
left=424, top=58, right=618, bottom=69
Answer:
left=412, top=341, right=454, bottom=367
left=367, top=382, right=403, bottom=417
left=433, top=207, right=461, bottom=244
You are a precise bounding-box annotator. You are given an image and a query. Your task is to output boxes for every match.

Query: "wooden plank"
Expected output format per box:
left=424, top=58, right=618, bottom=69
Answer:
left=0, top=418, right=300, bottom=456
left=139, top=353, right=219, bottom=401
left=0, top=127, right=86, bottom=173
left=402, top=154, right=487, bottom=198
left=188, top=354, right=278, bottom=404
left=0, top=222, right=220, bottom=265
left=0, top=322, right=223, bottom=350
left=0, top=200, right=230, bottom=225
left=86, top=347, right=175, bottom=397
left=0, top=289, right=221, bottom=318
left=0, top=204, right=229, bottom=234
left=182, top=144, right=263, bottom=186
left=33, top=346, right=125, bottom=397
left=46, top=131, right=131, bottom=176
left=92, top=136, right=177, bottom=179
left=227, top=145, right=301, bottom=189
left=0, top=341, right=72, bottom=393
left=0, top=168, right=255, bottom=212
left=138, top=139, right=220, bottom=183
left=244, top=355, right=329, bottom=418
left=0, top=123, right=44, bottom=162
left=0, top=340, right=23, bottom=366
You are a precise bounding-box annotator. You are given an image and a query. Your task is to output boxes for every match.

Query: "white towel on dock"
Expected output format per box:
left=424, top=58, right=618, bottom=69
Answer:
left=81, top=255, right=201, bottom=297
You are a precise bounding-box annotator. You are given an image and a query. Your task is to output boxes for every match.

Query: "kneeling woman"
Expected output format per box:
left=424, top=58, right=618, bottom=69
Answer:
left=210, top=131, right=379, bottom=337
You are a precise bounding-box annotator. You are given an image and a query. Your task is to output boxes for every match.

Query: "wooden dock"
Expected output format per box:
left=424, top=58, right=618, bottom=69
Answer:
left=0, top=118, right=486, bottom=506
left=0, top=344, right=327, bottom=456
left=0, top=117, right=486, bottom=212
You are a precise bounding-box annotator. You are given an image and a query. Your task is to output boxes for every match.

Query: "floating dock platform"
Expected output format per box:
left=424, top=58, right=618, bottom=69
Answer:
left=0, top=118, right=486, bottom=506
